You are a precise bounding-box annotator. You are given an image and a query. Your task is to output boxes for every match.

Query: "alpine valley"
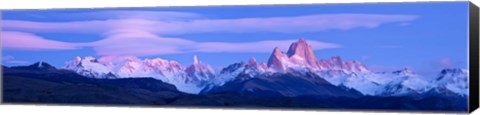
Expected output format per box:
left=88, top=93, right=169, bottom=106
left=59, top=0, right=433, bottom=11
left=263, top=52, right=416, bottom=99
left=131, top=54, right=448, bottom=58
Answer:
left=2, top=39, right=468, bottom=111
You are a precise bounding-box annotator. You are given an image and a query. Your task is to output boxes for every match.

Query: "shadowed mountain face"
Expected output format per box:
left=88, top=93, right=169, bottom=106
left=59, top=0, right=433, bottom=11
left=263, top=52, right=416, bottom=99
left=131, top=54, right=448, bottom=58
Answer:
left=7, top=61, right=57, bottom=72
left=203, top=72, right=363, bottom=98
left=3, top=64, right=183, bottom=105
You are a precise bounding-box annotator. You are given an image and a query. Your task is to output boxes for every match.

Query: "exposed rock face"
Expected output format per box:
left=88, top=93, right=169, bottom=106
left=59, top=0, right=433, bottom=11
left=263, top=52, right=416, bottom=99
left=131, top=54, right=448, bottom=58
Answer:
left=286, top=38, right=319, bottom=67
left=185, top=56, right=216, bottom=82
left=267, top=47, right=289, bottom=72
left=267, top=39, right=368, bottom=73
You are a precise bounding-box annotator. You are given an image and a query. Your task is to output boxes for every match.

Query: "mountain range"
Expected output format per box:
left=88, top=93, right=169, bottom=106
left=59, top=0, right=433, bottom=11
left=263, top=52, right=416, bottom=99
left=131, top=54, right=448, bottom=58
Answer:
left=58, top=38, right=468, bottom=97
left=2, top=60, right=468, bottom=111
left=1, top=38, right=469, bottom=111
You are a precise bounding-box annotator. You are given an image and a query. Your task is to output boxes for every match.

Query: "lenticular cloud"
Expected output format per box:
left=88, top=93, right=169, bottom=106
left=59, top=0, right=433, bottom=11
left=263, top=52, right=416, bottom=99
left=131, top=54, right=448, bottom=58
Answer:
left=1, top=13, right=417, bottom=55
left=1, top=31, right=80, bottom=50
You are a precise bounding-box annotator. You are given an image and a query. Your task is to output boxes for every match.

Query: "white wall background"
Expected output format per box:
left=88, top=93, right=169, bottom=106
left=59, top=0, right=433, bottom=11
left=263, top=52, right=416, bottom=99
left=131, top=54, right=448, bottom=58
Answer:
left=0, top=0, right=478, bottom=115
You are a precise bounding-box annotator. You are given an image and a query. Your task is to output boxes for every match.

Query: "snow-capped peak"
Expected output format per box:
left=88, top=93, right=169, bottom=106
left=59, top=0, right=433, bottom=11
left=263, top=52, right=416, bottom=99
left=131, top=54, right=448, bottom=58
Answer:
left=431, top=68, right=468, bottom=96
left=186, top=56, right=215, bottom=80
left=392, top=67, right=415, bottom=76
left=440, top=68, right=468, bottom=76
left=317, top=56, right=369, bottom=73
left=434, top=68, right=468, bottom=84
left=64, top=56, right=115, bottom=79
left=183, top=56, right=216, bottom=93
left=64, top=56, right=216, bottom=94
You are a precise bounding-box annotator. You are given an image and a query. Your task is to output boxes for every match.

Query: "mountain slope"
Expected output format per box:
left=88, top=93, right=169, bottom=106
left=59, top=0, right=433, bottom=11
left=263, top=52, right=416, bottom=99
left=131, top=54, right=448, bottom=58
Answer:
left=204, top=72, right=362, bottom=98
left=3, top=62, right=185, bottom=105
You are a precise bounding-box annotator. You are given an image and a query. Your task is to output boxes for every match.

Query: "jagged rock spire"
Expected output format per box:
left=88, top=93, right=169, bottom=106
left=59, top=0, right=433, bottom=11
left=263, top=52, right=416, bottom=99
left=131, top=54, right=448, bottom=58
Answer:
left=286, top=38, right=318, bottom=66
left=248, top=57, right=258, bottom=66
left=267, top=47, right=288, bottom=72
left=193, top=55, right=199, bottom=64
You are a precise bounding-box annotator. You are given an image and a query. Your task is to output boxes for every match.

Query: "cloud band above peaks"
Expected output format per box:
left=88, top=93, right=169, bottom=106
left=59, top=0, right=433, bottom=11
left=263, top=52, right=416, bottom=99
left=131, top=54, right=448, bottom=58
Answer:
left=3, top=13, right=418, bottom=35
left=1, top=12, right=418, bottom=56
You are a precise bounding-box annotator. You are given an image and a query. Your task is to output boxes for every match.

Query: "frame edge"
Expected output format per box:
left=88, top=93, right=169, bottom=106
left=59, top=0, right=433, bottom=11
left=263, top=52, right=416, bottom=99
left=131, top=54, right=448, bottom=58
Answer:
left=469, top=1, right=480, bottom=113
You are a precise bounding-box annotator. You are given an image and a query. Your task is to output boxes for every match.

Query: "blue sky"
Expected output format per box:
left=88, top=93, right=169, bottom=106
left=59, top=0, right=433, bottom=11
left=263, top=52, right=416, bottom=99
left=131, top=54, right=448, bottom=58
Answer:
left=1, top=2, right=470, bottom=75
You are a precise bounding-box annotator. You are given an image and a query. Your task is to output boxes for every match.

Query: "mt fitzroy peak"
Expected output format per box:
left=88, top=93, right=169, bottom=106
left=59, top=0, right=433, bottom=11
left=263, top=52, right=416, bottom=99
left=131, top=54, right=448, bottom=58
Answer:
left=267, top=38, right=368, bottom=73
left=203, top=39, right=468, bottom=97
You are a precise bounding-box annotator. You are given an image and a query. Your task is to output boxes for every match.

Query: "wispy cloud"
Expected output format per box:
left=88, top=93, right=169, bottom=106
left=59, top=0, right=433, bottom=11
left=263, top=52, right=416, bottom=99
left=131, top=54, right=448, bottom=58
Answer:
left=3, top=13, right=418, bottom=35
left=75, top=10, right=204, bottom=20
left=85, top=31, right=195, bottom=56
left=2, top=56, right=30, bottom=65
left=191, top=40, right=340, bottom=53
left=2, top=30, right=340, bottom=56
left=17, top=10, right=203, bottom=21
left=1, top=12, right=418, bottom=56
left=1, top=31, right=80, bottom=50
left=83, top=30, right=340, bottom=56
